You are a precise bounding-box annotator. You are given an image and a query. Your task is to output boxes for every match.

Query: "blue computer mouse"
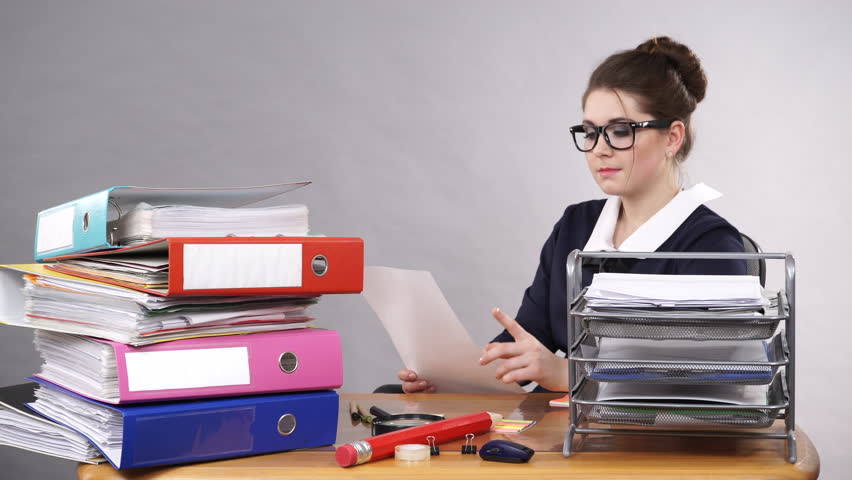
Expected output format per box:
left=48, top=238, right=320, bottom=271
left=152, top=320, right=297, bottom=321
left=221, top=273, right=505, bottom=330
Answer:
left=479, top=439, right=535, bottom=463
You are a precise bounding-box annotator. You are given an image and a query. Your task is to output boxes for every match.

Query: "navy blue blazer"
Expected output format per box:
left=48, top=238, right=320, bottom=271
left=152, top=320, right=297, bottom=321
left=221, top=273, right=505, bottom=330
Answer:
left=491, top=199, right=747, bottom=355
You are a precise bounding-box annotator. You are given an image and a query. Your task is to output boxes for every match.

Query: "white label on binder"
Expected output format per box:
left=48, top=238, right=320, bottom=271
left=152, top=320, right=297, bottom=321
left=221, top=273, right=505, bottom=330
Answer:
left=125, top=347, right=250, bottom=391
left=36, top=206, right=75, bottom=254
left=182, top=243, right=303, bottom=290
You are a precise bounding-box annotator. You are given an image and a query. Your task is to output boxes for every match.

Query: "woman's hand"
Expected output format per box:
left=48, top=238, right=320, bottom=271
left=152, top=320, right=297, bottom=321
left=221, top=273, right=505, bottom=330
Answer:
left=396, top=369, right=436, bottom=393
left=479, top=307, right=570, bottom=392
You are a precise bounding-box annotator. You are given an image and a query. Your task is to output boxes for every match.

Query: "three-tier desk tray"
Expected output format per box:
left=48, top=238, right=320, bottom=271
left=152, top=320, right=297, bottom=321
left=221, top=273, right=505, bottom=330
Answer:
left=563, top=251, right=797, bottom=463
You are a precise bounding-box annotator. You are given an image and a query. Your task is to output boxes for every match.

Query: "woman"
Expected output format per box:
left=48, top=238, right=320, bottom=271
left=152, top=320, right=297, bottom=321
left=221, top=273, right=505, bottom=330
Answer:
left=399, top=36, right=746, bottom=393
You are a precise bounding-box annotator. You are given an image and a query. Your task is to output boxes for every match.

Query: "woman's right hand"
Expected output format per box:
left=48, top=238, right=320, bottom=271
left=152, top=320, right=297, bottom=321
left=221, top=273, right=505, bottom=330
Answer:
left=397, top=369, right=436, bottom=393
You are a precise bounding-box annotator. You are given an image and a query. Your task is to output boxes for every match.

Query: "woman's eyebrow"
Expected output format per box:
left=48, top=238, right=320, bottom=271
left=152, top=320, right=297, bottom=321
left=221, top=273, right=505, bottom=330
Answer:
left=582, top=116, right=633, bottom=125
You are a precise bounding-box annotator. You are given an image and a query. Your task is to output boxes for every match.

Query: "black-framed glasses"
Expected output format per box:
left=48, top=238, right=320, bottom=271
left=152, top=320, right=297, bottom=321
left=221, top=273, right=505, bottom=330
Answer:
left=569, top=119, right=674, bottom=152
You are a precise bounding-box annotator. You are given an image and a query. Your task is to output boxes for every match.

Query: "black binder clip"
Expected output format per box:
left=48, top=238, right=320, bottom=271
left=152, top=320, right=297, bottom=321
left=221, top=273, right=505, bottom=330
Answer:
left=462, top=433, right=477, bottom=454
left=427, top=436, right=439, bottom=456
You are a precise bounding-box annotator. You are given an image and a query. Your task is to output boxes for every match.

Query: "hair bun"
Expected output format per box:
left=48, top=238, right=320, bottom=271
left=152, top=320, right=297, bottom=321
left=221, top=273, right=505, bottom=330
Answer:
left=636, top=36, right=707, bottom=104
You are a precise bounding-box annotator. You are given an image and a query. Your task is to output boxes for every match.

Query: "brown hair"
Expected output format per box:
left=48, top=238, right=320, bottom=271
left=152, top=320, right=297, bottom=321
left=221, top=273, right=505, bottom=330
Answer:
left=582, top=36, right=707, bottom=161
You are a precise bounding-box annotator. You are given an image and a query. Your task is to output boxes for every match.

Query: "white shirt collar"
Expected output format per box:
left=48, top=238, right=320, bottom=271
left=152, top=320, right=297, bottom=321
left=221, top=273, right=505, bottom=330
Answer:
left=583, top=182, right=723, bottom=252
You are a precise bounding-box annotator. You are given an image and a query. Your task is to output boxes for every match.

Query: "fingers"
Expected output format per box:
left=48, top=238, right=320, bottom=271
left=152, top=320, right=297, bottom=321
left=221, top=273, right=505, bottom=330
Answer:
left=397, top=369, right=418, bottom=382
left=402, top=379, right=434, bottom=393
left=493, top=353, right=571, bottom=392
left=494, top=352, right=538, bottom=380
left=398, top=369, right=434, bottom=393
left=491, top=307, right=529, bottom=341
left=480, top=341, right=526, bottom=365
left=497, top=364, right=538, bottom=384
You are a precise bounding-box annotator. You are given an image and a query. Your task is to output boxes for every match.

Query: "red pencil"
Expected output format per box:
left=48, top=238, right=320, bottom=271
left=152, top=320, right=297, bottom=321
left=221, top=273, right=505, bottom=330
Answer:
left=335, top=411, right=503, bottom=467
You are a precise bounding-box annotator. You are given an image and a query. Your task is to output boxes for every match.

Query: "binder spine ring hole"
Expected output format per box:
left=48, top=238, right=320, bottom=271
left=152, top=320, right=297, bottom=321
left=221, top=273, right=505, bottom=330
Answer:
left=277, top=414, right=297, bottom=436
left=311, top=255, right=328, bottom=277
left=278, top=352, right=299, bottom=374
left=82, top=212, right=90, bottom=232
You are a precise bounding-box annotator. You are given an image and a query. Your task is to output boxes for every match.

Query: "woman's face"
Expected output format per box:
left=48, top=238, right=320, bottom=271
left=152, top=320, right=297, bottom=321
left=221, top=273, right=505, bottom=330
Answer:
left=582, top=88, right=673, bottom=198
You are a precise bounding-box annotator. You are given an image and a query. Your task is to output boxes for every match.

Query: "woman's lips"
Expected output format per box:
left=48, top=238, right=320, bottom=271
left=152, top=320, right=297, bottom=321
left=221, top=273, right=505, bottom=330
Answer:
left=598, top=168, right=621, bottom=178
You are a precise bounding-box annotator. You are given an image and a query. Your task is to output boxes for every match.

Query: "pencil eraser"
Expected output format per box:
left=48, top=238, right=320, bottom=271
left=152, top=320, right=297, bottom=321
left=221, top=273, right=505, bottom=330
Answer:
left=335, top=444, right=359, bottom=467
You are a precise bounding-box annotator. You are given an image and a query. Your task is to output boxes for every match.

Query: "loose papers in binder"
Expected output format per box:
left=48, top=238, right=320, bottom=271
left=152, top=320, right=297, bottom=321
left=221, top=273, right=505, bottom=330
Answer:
left=115, top=203, right=310, bottom=246
left=0, top=383, right=103, bottom=463
left=1, top=265, right=314, bottom=345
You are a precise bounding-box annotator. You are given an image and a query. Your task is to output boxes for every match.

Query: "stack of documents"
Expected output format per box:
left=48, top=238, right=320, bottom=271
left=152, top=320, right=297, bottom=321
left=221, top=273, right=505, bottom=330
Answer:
left=1, top=264, right=314, bottom=345
left=1, top=183, right=365, bottom=469
left=115, top=203, right=310, bottom=246
left=47, top=256, right=169, bottom=287
left=27, top=379, right=338, bottom=469
left=0, top=383, right=103, bottom=464
left=43, top=236, right=365, bottom=296
left=34, top=182, right=313, bottom=261
left=585, top=273, right=768, bottom=308
left=33, top=328, right=343, bottom=404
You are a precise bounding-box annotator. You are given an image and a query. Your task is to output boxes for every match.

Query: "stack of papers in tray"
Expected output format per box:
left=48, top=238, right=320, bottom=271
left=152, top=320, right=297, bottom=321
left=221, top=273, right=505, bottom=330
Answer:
left=595, top=381, right=769, bottom=405
left=584, top=337, right=773, bottom=363
left=581, top=378, right=783, bottom=427
left=585, top=273, right=768, bottom=308
left=579, top=337, right=776, bottom=383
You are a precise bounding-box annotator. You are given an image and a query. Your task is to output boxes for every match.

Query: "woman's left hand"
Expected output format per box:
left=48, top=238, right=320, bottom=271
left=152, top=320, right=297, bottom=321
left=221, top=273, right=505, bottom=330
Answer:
left=479, top=307, right=570, bottom=392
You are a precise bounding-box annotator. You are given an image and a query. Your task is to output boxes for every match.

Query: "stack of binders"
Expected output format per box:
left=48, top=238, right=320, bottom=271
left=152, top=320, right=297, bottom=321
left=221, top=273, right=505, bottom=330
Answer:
left=0, top=183, right=364, bottom=469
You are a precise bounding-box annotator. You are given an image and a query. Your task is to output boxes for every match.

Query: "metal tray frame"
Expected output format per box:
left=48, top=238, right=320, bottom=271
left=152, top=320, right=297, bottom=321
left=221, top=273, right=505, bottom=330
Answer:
left=571, top=374, right=788, bottom=427
left=572, top=292, right=786, bottom=341
left=562, top=251, right=797, bottom=463
left=568, top=331, right=788, bottom=385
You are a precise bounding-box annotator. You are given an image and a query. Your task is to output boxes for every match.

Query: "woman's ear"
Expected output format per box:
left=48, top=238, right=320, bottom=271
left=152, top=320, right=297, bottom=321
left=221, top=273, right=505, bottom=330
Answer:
left=667, top=120, right=686, bottom=156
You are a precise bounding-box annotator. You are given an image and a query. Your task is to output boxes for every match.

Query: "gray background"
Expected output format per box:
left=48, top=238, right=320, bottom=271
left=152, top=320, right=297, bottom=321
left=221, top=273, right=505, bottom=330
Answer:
left=1, top=1, right=848, bottom=478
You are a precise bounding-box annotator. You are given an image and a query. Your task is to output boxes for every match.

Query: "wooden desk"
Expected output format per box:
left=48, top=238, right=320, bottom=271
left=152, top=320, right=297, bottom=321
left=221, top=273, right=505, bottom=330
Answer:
left=77, top=393, right=819, bottom=480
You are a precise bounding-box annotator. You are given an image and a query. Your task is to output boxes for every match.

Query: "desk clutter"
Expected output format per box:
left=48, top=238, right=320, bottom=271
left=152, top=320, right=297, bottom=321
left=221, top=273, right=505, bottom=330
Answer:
left=342, top=401, right=542, bottom=468
left=563, top=253, right=797, bottom=463
left=336, top=411, right=502, bottom=467
left=0, top=182, right=365, bottom=469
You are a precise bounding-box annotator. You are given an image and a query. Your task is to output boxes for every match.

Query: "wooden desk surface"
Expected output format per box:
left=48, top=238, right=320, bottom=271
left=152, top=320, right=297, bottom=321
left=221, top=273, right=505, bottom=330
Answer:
left=77, top=393, right=819, bottom=480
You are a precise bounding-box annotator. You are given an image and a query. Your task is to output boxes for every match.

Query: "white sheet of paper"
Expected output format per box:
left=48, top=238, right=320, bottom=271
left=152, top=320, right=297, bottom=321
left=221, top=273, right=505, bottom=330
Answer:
left=588, top=337, right=771, bottom=363
left=585, top=273, right=767, bottom=308
left=595, top=382, right=769, bottom=405
left=362, top=266, right=522, bottom=393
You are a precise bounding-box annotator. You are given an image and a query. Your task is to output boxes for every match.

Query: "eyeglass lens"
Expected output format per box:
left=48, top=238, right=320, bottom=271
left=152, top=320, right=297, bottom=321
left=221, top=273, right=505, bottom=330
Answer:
left=576, top=123, right=635, bottom=151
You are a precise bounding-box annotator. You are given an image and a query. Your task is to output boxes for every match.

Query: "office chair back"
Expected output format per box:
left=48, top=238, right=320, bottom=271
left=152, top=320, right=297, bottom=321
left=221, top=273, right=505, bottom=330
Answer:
left=740, top=232, right=766, bottom=287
